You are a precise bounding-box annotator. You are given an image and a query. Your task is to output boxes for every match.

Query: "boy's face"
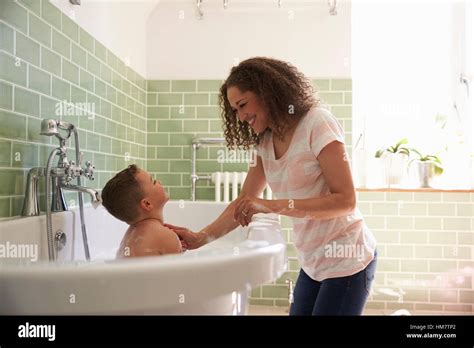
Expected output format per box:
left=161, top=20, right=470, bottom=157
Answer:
left=135, top=169, right=169, bottom=209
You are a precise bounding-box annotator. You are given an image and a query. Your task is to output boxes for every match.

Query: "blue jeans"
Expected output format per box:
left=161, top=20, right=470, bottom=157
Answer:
left=289, top=251, right=377, bottom=315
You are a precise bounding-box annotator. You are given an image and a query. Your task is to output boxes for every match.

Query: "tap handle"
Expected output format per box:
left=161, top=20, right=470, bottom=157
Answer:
left=79, top=151, right=84, bottom=166
left=63, top=157, right=81, bottom=183
left=84, top=161, right=95, bottom=181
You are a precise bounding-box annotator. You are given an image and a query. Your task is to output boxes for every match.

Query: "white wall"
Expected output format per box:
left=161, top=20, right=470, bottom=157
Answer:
left=146, top=0, right=351, bottom=79
left=50, top=0, right=351, bottom=79
left=51, top=0, right=158, bottom=77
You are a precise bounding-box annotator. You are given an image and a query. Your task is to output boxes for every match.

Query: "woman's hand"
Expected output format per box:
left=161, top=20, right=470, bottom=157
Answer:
left=164, top=223, right=208, bottom=250
left=233, top=195, right=274, bottom=226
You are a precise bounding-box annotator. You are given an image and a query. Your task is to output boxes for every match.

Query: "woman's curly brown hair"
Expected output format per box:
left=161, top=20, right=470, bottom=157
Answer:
left=218, top=57, right=318, bottom=149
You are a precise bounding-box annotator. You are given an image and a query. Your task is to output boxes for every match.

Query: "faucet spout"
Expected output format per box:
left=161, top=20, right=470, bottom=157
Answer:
left=61, top=184, right=101, bottom=204
left=21, top=167, right=46, bottom=216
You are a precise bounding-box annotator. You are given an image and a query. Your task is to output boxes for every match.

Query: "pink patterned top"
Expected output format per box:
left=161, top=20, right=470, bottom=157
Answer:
left=256, top=106, right=376, bottom=281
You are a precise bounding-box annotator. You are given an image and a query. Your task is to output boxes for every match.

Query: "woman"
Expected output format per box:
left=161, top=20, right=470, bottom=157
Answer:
left=167, top=57, right=377, bottom=315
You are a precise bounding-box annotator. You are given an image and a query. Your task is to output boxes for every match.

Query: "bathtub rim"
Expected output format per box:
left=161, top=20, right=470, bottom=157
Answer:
left=0, top=242, right=285, bottom=273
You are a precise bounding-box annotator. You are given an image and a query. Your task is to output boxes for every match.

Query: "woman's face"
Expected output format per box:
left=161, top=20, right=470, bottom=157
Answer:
left=227, top=86, right=270, bottom=134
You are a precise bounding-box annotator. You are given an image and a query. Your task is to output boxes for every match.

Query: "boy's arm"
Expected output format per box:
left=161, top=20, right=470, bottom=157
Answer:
left=169, top=155, right=267, bottom=249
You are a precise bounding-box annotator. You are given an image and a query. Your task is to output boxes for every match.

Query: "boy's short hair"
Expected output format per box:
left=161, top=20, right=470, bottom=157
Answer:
left=101, top=164, right=143, bottom=224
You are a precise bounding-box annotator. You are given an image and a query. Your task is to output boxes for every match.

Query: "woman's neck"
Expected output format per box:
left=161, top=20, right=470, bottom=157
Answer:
left=272, top=117, right=300, bottom=143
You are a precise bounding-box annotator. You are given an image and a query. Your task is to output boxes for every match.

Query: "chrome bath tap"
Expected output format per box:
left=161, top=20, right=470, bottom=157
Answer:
left=22, top=119, right=100, bottom=215
left=22, top=119, right=100, bottom=261
left=21, top=158, right=100, bottom=216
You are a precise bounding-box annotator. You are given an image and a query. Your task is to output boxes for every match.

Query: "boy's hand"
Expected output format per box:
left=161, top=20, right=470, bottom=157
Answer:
left=164, top=223, right=208, bottom=250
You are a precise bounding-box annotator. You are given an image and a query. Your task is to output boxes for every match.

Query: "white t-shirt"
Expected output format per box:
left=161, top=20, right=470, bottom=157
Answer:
left=256, top=106, right=377, bottom=281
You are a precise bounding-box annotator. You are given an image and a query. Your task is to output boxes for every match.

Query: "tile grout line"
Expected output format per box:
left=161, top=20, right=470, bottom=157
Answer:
left=0, top=126, right=146, bottom=165
left=3, top=16, right=148, bottom=106
left=1, top=68, right=146, bottom=138
left=2, top=53, right=147, bottom=129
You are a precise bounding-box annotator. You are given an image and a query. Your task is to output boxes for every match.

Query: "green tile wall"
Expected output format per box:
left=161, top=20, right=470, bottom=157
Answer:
left=251, top=192, right=474, bottom=314
left=0, top=0, right=146, bottom=217
left=357, top=191, right=473, bottom=314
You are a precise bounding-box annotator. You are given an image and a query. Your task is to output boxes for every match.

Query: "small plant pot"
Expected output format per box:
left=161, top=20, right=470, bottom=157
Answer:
left=383, top=153, right=408, bottom=187
left=412, top=160, right=436, bottom=188
left=368, top=157, right=388, bottom=187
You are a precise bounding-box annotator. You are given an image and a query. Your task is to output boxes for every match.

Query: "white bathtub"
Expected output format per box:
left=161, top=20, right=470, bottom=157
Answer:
left=0, top=201, right=286, bottom=315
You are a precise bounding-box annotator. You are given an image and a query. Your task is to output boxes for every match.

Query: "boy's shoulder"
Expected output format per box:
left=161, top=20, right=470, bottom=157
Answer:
left=133, top=219, right=182, bottom=254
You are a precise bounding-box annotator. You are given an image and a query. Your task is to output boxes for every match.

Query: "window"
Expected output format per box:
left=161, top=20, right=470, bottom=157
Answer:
left=352, top=0, right=473, bottom=188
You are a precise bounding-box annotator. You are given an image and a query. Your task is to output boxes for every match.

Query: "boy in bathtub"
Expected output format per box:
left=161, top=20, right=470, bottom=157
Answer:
left=101, top=164, right=183, bottom=258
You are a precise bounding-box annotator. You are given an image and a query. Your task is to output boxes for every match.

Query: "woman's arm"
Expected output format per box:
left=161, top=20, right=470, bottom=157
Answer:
left=271, top=141, right=356, bottom=219
left=235, top=141, right=356, bottom=223
left=169, top=155, right=268, bottom=249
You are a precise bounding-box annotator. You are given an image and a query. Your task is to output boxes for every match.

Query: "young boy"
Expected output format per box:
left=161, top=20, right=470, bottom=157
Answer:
left=101, top=164, right=182, bottom=258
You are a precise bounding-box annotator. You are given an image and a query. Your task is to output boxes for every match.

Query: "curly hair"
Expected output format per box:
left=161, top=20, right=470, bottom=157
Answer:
left=101, top=164, right=144, bottom=224
left=218, top=57, right=318, bottom=149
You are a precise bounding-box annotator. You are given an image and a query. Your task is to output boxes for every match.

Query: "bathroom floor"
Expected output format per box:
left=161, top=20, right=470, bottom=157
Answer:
left=248, top=305, right=290, bottom=315
left=247, top=305, right=473, bottom=316
left=247, top=305, right=383, bottom=315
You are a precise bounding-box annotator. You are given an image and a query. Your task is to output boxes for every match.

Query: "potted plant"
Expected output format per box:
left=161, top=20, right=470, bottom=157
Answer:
left=408, top=149, right=444, bottom=188
left=374, top=139, right=411, bottom=186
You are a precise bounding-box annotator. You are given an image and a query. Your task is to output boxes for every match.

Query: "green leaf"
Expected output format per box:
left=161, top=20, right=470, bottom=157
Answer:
left=425, top=155, right=438, bottom=162
left=398, top=147, right=410, bottom=156
left=375, top=149, right=385, bottom=158
left=396, top=138, right=409, bottom=146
